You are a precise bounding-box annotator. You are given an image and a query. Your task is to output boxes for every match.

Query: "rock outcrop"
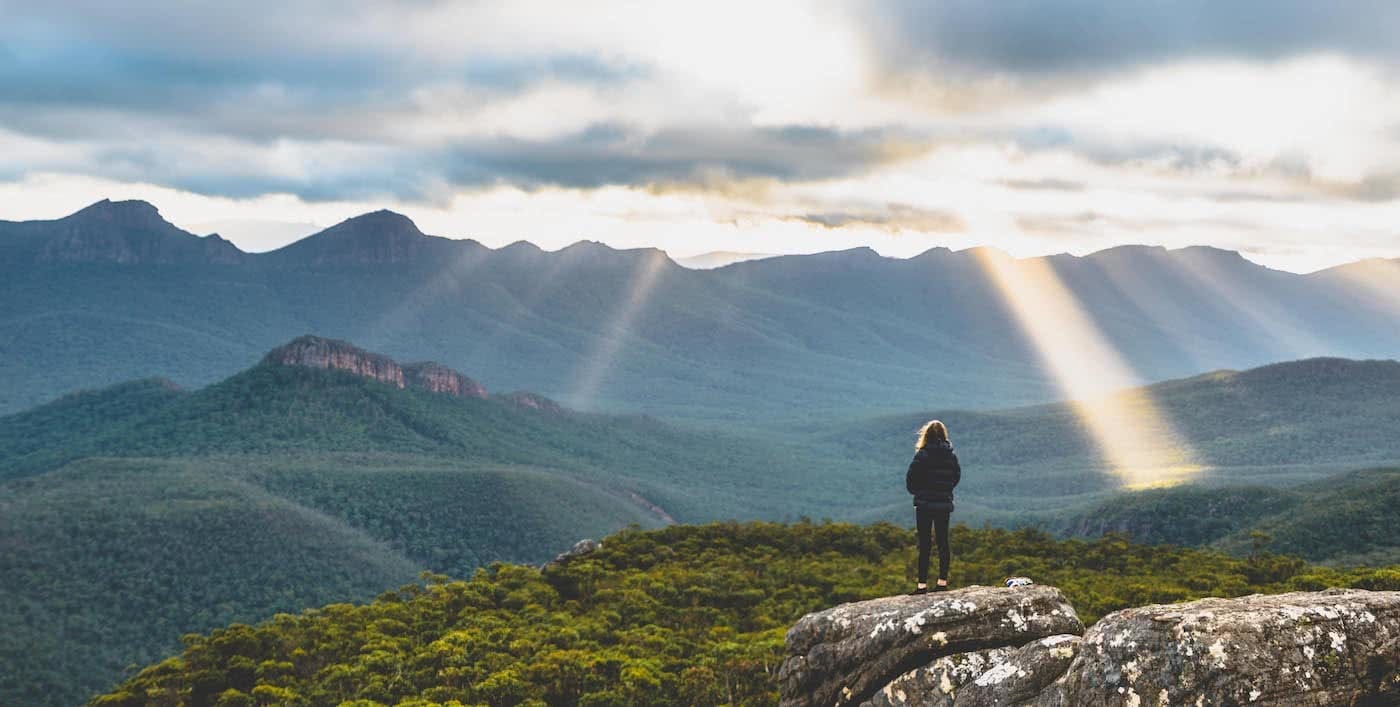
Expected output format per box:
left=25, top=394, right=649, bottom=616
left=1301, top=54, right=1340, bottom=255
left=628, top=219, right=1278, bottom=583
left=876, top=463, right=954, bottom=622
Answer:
left=779, top=586, right=1083, bottom=707
left=500, top=391, right=566, bottom=414
left=1054, top=589, right=1400, bottom=706
left=263, top=336, right=487, bottom=399
left=544, top=538, right=602, bottom=569
left=951, top=634, right=1081, bottom=706
left=404, top=362, right=488, bottom=399
left=861, top=647, right=1015, bottom=707
left=782, top=588, right=1400, bottom=707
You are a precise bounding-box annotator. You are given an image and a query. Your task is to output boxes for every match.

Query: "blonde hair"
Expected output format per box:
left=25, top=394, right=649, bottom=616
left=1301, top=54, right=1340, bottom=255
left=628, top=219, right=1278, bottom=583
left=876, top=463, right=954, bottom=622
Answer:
left=916, top=420, right=949, bottom=450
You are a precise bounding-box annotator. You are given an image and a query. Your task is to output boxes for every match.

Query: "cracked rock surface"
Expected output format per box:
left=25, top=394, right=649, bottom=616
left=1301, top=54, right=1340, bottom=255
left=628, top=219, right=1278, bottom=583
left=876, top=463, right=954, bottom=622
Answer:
left=1060, top=588, right=1400, bottom=706
left=783, top=588, right=1400, bottom=707
left=778, top=585, right=1083, bottom=707
left=951, top=634, right=1081, bottom=706
left=860, top=647, right=1015, bottom=707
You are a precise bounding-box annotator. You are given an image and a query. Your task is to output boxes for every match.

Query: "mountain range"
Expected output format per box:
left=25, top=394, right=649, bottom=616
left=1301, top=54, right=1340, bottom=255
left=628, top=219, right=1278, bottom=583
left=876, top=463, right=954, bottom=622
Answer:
left=3, top=199, right=1398, bottom=423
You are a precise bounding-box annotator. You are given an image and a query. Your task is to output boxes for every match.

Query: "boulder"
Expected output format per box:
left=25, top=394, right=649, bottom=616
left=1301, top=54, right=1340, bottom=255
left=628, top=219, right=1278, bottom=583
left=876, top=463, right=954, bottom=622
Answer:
left=1057, top=588, right=1400, bottom=706
left=778, top=586, right=1084, bottom=707
left=786, top=588, right=1400, bottom=707
left=951, top=635, right=1081, bottom=706
left=860, top=647, right=1015, bottom=707
left=543, top=538, right=602, bottom=569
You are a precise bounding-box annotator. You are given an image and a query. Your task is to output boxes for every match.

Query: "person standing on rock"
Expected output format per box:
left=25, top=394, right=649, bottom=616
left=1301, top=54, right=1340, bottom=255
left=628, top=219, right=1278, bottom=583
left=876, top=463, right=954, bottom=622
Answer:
left=906, top=420, right=960, bottom=594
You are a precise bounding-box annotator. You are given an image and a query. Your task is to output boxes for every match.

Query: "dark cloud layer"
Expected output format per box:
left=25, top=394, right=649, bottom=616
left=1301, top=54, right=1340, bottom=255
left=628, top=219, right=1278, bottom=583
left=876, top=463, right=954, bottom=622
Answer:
left=0, top=1, right=931, bottom=200
left=444, top=125, right=926, bottom=190
left=2, top=1, right=1398, bottom=204
left=865, top=0, right=1400, bottom=78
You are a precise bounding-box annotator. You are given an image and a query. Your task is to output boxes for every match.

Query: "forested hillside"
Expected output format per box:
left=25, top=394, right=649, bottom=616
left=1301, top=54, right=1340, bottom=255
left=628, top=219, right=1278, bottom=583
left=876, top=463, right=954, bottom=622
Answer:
left=1055, top=468, right=1400, bottom=565
left=92, top=521, right=1400, bottom=707
left=0, top=341, right=859, bottom=706
left=821, top=357, right=1400, bottom=525
left=6, top=341, right=1400, bottom=704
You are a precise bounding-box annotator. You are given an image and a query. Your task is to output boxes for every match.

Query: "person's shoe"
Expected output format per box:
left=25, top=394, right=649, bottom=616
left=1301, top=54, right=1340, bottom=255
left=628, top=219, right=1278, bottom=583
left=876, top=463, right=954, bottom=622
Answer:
left=909, top=586, right=929, bottom=595
left=934, top=583, right=949, bottom=592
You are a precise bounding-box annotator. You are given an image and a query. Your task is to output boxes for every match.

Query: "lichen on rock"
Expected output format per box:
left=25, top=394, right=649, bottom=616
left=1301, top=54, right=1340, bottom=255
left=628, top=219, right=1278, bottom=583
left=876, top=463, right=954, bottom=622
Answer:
left=778, top=585, right=1083, bottom=707
left=783, top=587, right=1400, bottom=707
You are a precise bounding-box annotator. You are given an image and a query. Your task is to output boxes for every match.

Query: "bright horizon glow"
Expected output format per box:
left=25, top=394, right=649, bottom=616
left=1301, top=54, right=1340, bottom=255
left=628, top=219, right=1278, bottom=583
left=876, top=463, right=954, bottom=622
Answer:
left=972, top=248, right=1204, bottom=488
left=0, top=175, right=1387, bottom=276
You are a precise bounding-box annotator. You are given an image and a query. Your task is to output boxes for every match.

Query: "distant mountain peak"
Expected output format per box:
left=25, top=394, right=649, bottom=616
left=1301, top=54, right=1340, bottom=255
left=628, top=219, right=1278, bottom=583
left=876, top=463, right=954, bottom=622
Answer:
left=333, top=209, right=421, bottom=233
left=555, top=240, right=674, bottom=268
left=0, top=198, right=247, bottom=265
left=910, top=246, right=954, bottom=261
left=267, top=210, right=484, bottom=265
left=674, top=251, right=775, bottom=269
left=69, top=198, right=165, bottom=225
left=261, top=335, right=488, bottom=399
left=1175, top=245, right=1249, bottom=262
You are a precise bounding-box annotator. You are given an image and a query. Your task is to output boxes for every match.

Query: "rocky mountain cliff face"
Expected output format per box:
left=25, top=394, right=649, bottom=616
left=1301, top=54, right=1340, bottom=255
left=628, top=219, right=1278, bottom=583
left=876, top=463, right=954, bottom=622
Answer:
left=262, top=335, right=488, bottom=399
left=403, top=361, right=489, bottom=398
left=781, top=587, right=1400, bottom=706
left=500, top=390, right=566, bottom=414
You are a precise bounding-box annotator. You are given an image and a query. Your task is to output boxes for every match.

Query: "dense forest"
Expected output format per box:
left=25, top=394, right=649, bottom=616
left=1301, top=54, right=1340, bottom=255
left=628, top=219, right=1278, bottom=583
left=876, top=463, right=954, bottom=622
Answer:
left=93, top=521, right=1400, bottom=707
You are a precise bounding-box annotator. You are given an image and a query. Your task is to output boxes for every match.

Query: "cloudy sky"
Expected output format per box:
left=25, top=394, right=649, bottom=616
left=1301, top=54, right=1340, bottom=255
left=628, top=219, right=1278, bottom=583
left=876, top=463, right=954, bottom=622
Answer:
left=2, top=1, right=1399, bottom=271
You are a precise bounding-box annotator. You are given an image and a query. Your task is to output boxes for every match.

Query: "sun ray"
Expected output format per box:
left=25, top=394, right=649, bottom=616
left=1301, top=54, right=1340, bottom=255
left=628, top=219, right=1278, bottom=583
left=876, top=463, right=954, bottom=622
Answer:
left=567, top=250, right=671, bottom=410
left=1170, top=250, right=1331, bottom=359
left=362, top=244, right=491, bottom=348
left=971, top=248, right=1202, bottom=489
left=1323, top=258, right=1400, bottom=319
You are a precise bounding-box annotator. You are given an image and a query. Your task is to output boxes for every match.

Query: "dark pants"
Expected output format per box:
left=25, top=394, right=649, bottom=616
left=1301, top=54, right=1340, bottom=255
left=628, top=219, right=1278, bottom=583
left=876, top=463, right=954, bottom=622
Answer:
left=915, top=507, right=951, bottom=583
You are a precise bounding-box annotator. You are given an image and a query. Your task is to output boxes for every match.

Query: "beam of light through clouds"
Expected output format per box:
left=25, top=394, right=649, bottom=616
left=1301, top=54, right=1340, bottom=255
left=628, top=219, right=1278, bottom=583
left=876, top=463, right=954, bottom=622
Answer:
left=1323, top=259, right=1400, bottom=321
left=566, top=249, right=671, bottom=409
left=1169, top=249, right=1331, bottom=359
left=972, top=248, right=1202, bottom=488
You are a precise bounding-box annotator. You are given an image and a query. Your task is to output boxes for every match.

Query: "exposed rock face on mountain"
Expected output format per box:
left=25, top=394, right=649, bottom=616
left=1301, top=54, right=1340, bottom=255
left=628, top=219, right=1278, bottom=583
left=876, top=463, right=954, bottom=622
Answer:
left=782, top=587, right=1400, bottom=706
left=0, top=199, right=246, bottom=264
left=500, top=390, right=566, bottom=414
left=779, top=586, right=1083, bottom=707
left=263, top=336, right=486, bottom=399
left=543, top=538, right=602, bottom=570
left=404, top=361, right=488, bottom=399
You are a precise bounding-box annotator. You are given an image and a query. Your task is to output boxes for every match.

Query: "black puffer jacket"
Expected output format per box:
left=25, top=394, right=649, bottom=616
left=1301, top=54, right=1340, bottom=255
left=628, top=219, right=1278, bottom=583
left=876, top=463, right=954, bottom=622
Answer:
left=906, top=441, right=961, bottom=512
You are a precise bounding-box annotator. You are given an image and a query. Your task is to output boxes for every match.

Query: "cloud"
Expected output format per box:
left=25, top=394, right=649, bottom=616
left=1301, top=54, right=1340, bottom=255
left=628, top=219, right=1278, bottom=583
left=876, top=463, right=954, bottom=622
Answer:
left=0, top=1, right=931, bottom=201
left=861, top=0, right=1400, bottom=80
left=789, top=203, right=966, bottom=233
left=2, top=0, right=1400, bottom=272
left=442, top=124, right=932, bottom=191
left=998, top=178, right=1086, bottom=192
left=1015, top=211, right=1259, bottom=237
